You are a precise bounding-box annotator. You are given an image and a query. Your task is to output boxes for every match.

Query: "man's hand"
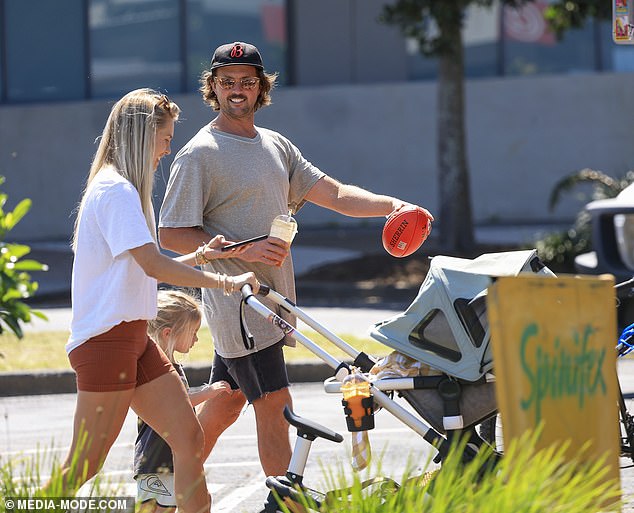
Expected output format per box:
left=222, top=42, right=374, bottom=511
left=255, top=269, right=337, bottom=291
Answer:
left=387, top=202, right=434, bottom=222
left=387, top=203, right=434, bottom=242
left=237, top=237, right=290, bottom=267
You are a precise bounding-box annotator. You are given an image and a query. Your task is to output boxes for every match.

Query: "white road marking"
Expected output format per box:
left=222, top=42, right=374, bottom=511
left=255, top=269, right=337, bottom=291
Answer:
left=213, top=481, right=265, bottom=513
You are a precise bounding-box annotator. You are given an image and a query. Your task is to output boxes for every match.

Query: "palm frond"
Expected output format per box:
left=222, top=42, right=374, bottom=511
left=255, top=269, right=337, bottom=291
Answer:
left=548, top=168, right=622, bottom=212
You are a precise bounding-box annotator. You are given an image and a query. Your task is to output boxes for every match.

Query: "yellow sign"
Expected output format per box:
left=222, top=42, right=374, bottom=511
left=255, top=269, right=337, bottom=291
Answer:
left=488, top=274, right=620, bottom=486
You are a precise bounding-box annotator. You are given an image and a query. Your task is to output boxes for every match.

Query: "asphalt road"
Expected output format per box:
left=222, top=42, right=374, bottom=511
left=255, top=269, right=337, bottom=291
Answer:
left=0, top=383, right=435, bottom=513
left=8, top=308, right=634, bottom=511
left=4, top=361, right=634, bottom=512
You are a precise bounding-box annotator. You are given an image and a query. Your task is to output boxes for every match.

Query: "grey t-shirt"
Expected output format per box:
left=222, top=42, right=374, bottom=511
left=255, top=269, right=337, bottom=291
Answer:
left=159, top=124, right=324, bottom=358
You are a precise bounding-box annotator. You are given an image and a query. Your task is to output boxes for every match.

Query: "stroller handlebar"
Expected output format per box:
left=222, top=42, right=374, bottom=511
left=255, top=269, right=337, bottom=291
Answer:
left=241, top=283, right=271, bottom=298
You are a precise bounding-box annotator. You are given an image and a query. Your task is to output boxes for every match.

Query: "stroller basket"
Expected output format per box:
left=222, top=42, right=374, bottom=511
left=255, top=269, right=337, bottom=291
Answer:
left=400, top=382, right=497, bottom=434
left=370, top=250, right=556, bottom=382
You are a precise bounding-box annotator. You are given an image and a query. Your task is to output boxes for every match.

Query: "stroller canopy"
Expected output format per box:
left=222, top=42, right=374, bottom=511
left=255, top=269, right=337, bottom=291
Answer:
left=370, top=250, right=555, bottom=382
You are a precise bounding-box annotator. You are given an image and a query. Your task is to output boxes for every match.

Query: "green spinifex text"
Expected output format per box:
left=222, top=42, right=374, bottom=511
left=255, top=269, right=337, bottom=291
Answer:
left=519, top=323, right=606, bottom=424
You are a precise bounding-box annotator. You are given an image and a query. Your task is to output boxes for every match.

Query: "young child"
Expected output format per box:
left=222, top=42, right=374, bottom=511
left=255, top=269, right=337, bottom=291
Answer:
left=134, top=289, right=230, bottom=512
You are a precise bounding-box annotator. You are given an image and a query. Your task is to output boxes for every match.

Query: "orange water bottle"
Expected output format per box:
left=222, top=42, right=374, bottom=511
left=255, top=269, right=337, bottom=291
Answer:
left=341, top=368, right=374, bottom=470
left=341, top=368, right=374, bottom=431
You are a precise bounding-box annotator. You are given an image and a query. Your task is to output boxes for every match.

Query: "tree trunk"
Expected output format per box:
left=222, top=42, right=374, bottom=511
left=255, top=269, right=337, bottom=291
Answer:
left=437, top=13, right=475, bottom=253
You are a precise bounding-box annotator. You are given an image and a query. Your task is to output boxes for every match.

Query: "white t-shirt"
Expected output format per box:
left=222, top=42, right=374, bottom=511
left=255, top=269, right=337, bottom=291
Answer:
left=66, top=167, right=158, bottom=354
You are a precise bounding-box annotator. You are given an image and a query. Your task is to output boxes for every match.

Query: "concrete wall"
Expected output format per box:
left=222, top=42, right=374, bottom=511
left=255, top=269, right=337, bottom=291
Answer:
left=2, top=71, right=634, bottom=242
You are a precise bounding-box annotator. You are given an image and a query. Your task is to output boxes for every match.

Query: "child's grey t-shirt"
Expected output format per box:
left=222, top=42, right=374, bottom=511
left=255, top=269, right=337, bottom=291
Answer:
left=159, top=124, right=324, bottom=358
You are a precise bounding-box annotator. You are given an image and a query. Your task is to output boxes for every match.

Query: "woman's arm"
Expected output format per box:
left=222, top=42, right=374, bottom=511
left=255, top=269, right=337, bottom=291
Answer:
left=168, top=234, right=251, bottom=267
left=129, top=242, right=259, bottom=293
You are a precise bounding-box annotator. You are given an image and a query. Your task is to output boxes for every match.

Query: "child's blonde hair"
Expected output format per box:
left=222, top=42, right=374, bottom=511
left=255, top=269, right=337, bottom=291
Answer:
left=148, top=289, right=202, bottom=362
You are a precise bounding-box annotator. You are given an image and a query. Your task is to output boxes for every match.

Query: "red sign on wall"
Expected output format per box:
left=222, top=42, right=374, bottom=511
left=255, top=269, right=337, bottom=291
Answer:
left=503, top=1, right=555, bottom=45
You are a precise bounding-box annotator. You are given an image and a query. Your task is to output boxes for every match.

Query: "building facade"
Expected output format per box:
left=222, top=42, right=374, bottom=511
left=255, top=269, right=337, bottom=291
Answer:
left=1, top=0, right=633, bottom=242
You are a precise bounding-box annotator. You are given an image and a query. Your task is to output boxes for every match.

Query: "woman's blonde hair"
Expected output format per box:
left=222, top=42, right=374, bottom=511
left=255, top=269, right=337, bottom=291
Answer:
left=199, top=67, right=277, bottom=112
left=72, top=88, right=180, bottom=249
left=147, top=289, right=202, bottom=362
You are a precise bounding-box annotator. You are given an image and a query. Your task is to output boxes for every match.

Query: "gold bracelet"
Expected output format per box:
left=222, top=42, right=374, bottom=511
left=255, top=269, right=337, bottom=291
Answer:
left=201, top=243, right=212, bottom=264
left=220, top=273, right=234, bottom=295
left=196, top=244, right=212, bottom=265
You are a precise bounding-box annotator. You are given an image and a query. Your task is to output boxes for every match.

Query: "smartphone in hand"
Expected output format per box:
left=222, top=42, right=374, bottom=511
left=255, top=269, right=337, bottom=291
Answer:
left=220, top=234, right=268, bottom=252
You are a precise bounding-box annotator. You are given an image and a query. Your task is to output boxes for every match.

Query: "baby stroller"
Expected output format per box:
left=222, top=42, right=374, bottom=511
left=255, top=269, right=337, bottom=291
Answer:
left=240, top=250, right=556, bottom=512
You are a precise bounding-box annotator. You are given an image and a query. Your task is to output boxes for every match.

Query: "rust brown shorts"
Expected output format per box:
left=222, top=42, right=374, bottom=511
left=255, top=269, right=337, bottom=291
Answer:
left=69, top=320, right=174, bottom=392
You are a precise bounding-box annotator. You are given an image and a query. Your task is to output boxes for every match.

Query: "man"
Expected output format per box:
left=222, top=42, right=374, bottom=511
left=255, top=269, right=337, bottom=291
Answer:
left=159, top=41, right=433, bottom=477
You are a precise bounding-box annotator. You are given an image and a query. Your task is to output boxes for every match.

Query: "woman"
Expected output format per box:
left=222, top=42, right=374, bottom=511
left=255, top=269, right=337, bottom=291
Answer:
left=50, top=89, right=258, bottom=513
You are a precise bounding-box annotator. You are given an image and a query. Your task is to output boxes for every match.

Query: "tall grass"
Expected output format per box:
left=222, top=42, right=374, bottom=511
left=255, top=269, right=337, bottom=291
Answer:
left=0, top=431, right=128, bottom=513
left=273, top=432, right=621, bottom=513
left=2, top=430, right=622, bottom=513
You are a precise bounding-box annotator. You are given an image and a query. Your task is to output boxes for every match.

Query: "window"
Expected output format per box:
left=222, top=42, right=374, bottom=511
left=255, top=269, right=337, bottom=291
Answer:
left=89, top=0, right=181, bottom=98
left=408, top=1, right=607, bottom=81
left=186, top=0, right=287, bottom=91
left=0, top=2, right=4, bottom=102
left=406, top=38, right=437, bottom=82
left=453, top=295, right=488, bottom=348
left=463, top=3, right=500, bottom=78
left=409, top=309, right=462, bottom=362
left=408, top=3, right=500, bottom=81
left=502, top=2, right=596, bottom=76
left=5, top=0, right=86, bottom=102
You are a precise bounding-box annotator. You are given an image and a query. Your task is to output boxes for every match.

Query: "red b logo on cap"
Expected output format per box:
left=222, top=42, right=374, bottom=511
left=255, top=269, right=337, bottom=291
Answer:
left=230, top=44, right=244, bottom=58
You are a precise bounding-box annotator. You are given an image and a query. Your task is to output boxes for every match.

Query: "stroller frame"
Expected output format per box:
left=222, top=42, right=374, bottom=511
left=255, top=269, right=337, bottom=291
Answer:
left=241, top=284, right=496, bottom=512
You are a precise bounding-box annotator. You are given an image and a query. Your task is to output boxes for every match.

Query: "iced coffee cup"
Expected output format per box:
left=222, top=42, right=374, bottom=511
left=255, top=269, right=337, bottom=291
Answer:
left=269, top=214, right=298, bottom=244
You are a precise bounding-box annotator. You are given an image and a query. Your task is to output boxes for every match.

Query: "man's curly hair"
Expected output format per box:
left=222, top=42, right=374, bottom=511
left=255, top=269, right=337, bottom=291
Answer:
left=199, top=67, right=277, bottom=111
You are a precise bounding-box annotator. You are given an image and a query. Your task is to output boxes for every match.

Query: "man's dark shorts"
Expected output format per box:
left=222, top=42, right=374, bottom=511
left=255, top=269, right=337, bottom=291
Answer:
left=210, top=340, right=289, bottom=403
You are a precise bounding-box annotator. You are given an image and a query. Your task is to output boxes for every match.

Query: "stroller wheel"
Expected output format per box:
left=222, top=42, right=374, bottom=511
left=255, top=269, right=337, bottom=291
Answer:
left=262, top=476, right=324, bottom=512
left=479, top=414, right=504, bottom=452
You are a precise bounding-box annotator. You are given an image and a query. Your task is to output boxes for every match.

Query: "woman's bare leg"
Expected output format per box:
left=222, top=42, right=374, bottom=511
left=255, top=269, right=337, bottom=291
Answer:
left=132, top=372, right=210, bottom=513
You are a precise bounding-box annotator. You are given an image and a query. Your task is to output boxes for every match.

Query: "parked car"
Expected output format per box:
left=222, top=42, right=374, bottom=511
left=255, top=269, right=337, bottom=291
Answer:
left=575, top=184, right=634, bottom=330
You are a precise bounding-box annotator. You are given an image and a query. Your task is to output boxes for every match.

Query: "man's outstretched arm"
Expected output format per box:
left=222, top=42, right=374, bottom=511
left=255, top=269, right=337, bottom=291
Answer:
left=305, top=175, right=432, bottom=220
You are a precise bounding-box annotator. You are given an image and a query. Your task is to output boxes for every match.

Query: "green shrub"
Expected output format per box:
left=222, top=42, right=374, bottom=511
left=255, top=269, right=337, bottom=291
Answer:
left=0, top=176, right=48, bottom=338
left=537, top=168, right=634, bottom=270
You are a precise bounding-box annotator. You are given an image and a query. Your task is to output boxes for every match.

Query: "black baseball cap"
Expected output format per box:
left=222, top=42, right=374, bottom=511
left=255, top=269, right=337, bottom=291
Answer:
left=210, top=42, right=264, bottom=70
